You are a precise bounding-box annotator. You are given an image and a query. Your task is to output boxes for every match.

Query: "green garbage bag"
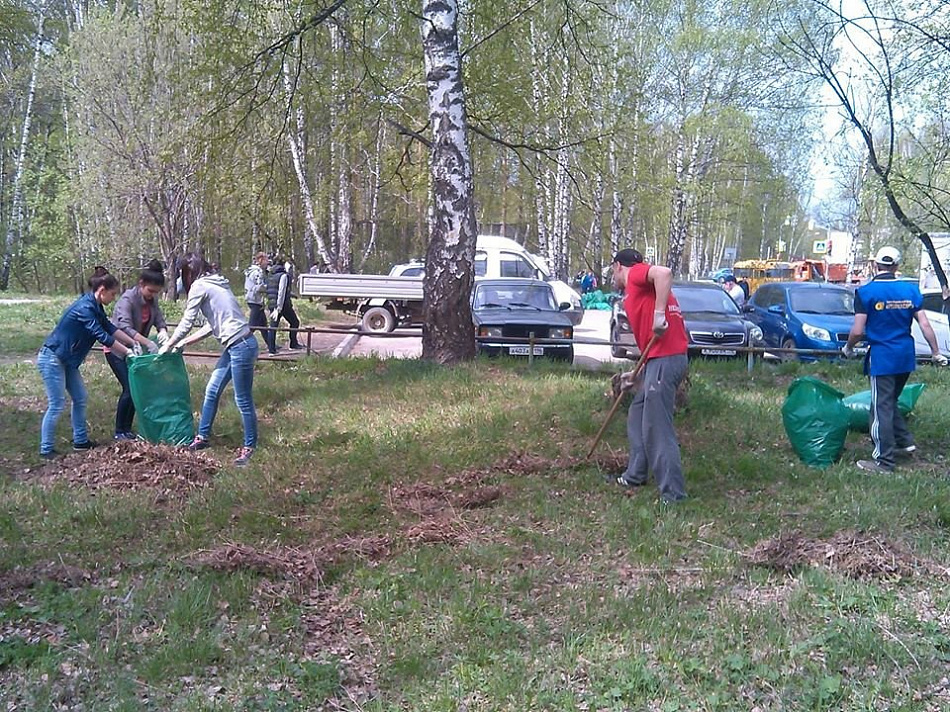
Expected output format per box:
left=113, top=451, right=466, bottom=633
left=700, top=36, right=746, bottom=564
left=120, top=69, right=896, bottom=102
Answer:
left=841, top=383, right=926, bottom=433
left=781, top=376, right=851, bottom=469
left=127, top=353, right=194, bottom=445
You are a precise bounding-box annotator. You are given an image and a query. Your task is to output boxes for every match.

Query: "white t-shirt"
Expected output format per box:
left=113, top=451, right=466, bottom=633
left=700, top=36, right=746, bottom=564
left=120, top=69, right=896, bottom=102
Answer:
left=726, top=283, right=745, bottom=307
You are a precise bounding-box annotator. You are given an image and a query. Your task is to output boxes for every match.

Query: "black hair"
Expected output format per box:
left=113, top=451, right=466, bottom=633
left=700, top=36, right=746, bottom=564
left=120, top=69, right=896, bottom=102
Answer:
left=140, top=259, right=166, bottom=288
left=179, top=252, right=211, bottom=294
left=88, top=266, right=119, bottom=292
left=611, top=249, right=644, bottom=267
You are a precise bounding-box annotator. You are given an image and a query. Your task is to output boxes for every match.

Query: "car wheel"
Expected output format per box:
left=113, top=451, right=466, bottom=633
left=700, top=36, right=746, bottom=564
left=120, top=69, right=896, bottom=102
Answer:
left=781, top=336, right=798, bottom=362
left=361, top=306, right=395, bottom=333
left=610, top=323, right=626, bottom=359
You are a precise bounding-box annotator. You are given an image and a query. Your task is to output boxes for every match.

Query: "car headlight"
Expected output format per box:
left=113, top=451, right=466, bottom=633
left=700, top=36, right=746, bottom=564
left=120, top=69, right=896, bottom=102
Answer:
left=550, top=327, right=572, bottom=339
left=478, top=326, right=503, bottom=337
left=802, top=323, right=832, bottom=341
left=750, top=325, right=764, bottom=344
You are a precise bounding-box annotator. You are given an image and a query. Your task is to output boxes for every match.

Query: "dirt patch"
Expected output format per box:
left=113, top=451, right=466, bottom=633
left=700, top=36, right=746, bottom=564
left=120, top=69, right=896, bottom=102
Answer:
left=748, top=530, right=947, bottom=580
left=0, top=562, right=96, bottom=606
left=20, top=441, right=219, bottom=497
left=443, top=451, right=626, bottom=489
left=186, top=543, right=323, bottom=586
left=0, top=395, right=46, bottom=413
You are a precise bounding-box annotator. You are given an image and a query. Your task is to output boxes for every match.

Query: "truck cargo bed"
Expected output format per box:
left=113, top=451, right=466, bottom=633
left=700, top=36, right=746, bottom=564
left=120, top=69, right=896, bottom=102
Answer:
left=298, top=273, right=424, bottom=301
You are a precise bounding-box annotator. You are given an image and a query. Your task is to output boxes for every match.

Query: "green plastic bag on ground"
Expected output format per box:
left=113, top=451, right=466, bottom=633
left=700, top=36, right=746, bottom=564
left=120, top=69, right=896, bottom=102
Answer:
left=782, top=376, right=851, bottom=469
left=127, top=353, right=194, bottom=445
left=841, top=383, right=926, bottom=433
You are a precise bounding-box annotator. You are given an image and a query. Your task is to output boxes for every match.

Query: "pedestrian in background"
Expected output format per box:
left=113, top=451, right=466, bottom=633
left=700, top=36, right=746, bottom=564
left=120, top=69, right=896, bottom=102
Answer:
left=244, top=252, right=269, bottom=345
left=159, top=252, right=259, bottom=467
left=265, top=257, right=302, bottom=354
left=844, top=246, right=948, bottom=473
left=721, top=274, right=745, bottom=307
left=37, top=267, right=141, bottom=459
left=610, top=248, right=690, bottom=503
left=105, top=260, right=169, bottom=441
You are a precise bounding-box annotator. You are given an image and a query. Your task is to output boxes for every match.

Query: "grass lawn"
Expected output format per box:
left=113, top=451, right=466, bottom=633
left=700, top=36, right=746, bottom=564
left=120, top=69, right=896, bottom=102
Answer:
left=2, top=296, right=950, bottom=710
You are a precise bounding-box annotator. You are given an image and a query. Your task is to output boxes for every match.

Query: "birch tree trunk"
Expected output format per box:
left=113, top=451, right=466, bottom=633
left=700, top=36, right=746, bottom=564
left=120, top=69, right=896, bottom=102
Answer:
left=421, top=0, right=478, bottom=364
left=282, top=57, right=336, bottom=270
left=358, top=118, right=385, bottom=271
left=667, top=130, right=688, bottom=274
left=1, top=10, right=45, bottom=290
left=529, top=18, right=549, bottom=257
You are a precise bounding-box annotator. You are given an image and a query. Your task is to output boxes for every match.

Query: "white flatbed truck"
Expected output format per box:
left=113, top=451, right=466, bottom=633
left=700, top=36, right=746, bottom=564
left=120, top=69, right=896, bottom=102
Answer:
left=297, top=273, right=424, bottom=333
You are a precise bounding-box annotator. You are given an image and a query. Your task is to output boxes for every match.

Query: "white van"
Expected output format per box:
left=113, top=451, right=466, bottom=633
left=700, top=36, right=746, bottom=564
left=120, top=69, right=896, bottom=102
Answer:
left=390, top=235, right=584, bottom=324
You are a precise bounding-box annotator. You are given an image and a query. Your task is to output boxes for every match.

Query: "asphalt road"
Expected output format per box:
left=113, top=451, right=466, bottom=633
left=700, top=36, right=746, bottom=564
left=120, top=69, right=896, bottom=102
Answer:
left=343, top=309, right=627, bottom=369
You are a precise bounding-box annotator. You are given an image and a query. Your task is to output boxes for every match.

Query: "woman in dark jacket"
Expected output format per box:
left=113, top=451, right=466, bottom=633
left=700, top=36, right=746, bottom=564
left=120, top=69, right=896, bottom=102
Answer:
left=106, top=260, right=169, bottom=440
left=37, top=267, right=142, bottom=458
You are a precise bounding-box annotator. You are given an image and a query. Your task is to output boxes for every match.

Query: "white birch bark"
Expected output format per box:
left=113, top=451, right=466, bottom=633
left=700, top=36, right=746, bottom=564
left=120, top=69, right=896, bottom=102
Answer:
left=1, top=10, right=45, bottom=290
left=529, top=18, right=550, bottom=258
left=421, top=0, right=478, bottom=363
left=358, top=118, right=385, bottom=271
left=282, top=57, right=336, bottom=271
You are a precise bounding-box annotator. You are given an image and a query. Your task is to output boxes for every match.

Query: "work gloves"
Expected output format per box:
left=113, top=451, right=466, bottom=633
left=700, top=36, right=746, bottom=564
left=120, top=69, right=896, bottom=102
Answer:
left=157, top=342, right=180, bottom=356
left=618, top=370, right=642, bottom=393
left=269, top=309, right=279, bottom=322
left=156, top=329, right=169, bottom=346
left=145, top=340, right=159, bottom=354
left=652, top=310, right=668, bottom=336
left=131, top=343, right=144, bottom=357
left=933, top=353, right=949, bottom=367
left=841, top=344, right=855, bottom=359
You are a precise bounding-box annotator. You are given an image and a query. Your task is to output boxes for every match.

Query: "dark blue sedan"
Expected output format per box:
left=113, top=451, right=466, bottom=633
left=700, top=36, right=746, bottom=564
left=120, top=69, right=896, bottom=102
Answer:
left=743, top=282, right=858, bottom=361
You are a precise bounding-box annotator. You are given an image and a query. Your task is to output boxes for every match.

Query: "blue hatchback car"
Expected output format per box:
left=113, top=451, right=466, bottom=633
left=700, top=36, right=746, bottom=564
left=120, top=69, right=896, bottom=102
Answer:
left=744, top=282, right=858, bottom=360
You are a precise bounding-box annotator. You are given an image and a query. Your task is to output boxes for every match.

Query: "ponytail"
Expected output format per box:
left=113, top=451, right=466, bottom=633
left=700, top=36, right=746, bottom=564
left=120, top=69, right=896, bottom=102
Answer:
left=88, top=266, right=118, bottom=292
left=140, top=259, right=166, bottom=288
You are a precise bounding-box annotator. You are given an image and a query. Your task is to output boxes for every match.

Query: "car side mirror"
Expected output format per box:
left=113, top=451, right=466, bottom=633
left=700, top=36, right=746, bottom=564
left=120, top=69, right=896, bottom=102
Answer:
left=767, top=304, right=785, bottom=315
left=558, top=302, right=572, bottom=311
left=742, top=304, right=754, bottom=313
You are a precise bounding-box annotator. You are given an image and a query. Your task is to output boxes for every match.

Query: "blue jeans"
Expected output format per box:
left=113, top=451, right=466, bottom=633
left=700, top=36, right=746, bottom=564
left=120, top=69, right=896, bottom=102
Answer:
left=198, top=335, right=258, bottom=448
left=37, top=347, right=88, bottom=453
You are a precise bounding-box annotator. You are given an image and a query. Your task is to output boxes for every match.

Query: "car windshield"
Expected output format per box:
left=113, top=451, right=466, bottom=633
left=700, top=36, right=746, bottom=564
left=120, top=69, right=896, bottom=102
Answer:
left=789, top=289, right=854, bottom=315
left=473, top=284, right=557, bottom=310
left=674, top=287, right=741, bottom=315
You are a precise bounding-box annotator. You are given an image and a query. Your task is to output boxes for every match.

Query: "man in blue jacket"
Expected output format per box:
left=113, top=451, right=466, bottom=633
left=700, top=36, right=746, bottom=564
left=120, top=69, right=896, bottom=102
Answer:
left=844, top=246, right=948, bottom=473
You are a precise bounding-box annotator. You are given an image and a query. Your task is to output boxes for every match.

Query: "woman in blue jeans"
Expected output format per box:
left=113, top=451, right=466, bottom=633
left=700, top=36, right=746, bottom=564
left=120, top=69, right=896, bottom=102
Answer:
left=37, top=267, right=143, bottom=458
left=159, top=253, right=258, bottom=467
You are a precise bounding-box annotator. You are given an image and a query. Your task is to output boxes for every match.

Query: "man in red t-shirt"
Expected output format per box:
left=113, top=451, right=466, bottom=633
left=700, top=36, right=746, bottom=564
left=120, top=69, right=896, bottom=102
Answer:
left=611, top=249, right=689, bottom=502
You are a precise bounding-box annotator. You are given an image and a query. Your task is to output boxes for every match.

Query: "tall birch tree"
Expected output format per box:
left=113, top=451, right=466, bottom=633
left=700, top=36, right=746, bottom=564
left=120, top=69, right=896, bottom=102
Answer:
left=421, top=0, right=477, bottom=364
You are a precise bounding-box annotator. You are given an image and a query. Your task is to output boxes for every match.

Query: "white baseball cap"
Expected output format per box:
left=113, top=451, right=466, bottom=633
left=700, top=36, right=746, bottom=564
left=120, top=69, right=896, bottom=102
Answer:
left=874, top=246, right=901, bottom=266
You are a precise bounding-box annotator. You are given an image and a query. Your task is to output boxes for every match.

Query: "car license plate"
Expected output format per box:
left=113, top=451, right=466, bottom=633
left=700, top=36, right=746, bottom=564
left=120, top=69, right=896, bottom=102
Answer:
left=701, top=348, right=736, bottom=356
left=508, top=346, right=544, bottom=356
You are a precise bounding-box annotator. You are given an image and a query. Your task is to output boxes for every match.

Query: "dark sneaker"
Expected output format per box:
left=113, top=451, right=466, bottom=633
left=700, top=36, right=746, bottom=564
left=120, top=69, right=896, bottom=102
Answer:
left=187, top=436, right=210, bottom=451
left=288, top=344, right=305, bottom=350
left=896, top=445, right=916, bottom=456
left=615, top=476, right=646, bottom=489
left=234, top=447, right=254, bottom=467
left=857, top=459, right=893, bottom=474
left=40, top=450, right=60, bottom=460
left=73, top=440, right=99, bottom=451
left=114, top=432, right=137, bottom=441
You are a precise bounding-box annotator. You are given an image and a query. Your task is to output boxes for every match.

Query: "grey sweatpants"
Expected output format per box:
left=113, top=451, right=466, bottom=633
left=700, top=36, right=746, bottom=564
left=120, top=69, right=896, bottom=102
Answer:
left=870, top=372, right=912, bottom=471
left=622, top=354, right=689, bottom=501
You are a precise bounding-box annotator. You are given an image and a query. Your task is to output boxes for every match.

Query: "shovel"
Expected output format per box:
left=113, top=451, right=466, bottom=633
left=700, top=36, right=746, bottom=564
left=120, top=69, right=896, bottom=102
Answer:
left=586, top=333, right=659, bottom=460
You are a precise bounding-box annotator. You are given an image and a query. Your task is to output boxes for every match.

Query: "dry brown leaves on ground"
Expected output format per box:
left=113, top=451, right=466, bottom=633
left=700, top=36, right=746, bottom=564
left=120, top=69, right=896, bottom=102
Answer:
left=21, top=441, right=219, bottom=496
left=748, top=530, right=949, bottom=580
